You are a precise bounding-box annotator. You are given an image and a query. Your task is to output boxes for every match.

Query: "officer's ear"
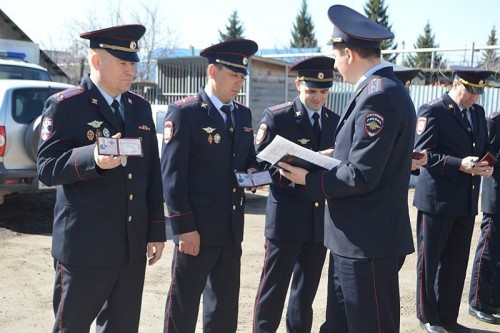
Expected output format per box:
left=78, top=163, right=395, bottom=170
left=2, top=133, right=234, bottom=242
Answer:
left=207, top=63, right=217, bottom=79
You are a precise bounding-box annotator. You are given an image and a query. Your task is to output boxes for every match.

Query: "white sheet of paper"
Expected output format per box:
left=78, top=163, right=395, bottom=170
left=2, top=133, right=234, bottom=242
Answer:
left=257, top=135, right=341, bottom=170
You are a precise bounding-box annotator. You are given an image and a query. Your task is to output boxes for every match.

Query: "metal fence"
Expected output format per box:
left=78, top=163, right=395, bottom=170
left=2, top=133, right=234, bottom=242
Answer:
left=327, top=83, right=500, bottom=117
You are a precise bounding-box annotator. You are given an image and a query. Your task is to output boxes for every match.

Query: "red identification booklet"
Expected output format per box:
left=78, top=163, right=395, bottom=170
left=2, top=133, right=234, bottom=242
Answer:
left=479, top=152, right=498, bottom=167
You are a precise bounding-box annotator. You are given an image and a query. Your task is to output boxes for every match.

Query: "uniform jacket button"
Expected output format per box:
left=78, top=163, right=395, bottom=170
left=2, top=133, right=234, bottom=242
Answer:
left=128, top=216, right=133, bottom=222
left=129, top=194, right=134, bottom=200
left=128, top=173, right=133, bottom=180
left=314, top=202, right=319, bottom=207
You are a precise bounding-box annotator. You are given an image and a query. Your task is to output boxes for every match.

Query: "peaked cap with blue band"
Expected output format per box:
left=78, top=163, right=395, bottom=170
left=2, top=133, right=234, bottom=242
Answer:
left=200, top=39, right=258, bottom=75
left=80, top=24, right=146, bottom=62
left=450, top=65, right=493, bottom=94
left=327, top=5, right=394, bottom=48
left=289, top=56, right=335, bottom=88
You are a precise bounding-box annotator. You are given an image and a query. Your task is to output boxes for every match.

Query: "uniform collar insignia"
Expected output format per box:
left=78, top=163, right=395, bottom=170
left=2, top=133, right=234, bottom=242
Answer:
left=92, top=98, right=98, bottom=105
left=448, top=104, right=454, bottom=109
left=295, top=111, right=301, bottom=117
left=87, top=120, right=103, bottom=128
left=127, top=98, right=132, bottom=104
left=298, top=138, right=310, bottom=144
left=202, top=127, right=216, bottom=134
left=201, top=103, right=208, bottom=109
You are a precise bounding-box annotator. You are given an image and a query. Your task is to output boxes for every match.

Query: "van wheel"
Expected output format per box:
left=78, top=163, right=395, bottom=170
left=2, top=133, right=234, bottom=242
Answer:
left=24, top=116, right=42, bottom=162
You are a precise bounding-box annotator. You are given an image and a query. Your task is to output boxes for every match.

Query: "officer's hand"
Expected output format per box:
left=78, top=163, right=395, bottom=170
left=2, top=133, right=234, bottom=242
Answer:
left=178, top=231, right=200, bottom=256
left=460, top=156, right=481, bottom=175
left=247, top=167, right=258, bottom=193
left=319, top=148, right=334, bottom=157
left=94, top=133, right=123, bottom=169
left=278, top=162, right=308, bottom=185
left=147, top=242, right=165, bottom=266
left=474, top=162, right=494, bottom=177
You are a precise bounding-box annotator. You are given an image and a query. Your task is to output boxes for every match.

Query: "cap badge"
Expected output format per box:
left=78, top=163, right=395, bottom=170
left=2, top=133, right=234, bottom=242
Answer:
left=318, top=72, right=324, bottom=79
left=243, top=57, right=248, bottom=65
left=130, top=41, right=137, bottom=50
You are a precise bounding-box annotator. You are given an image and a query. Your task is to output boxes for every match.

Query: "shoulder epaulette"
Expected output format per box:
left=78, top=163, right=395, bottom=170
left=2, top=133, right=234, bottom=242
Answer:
left=490, top=111, right=500, bottom=119
left=367, top=77, right=382, bottom=95
left=127, top=90, right=148, bottom=101
left=428, top=97, right=443, bottom=106
left=52, top=86, right=84, bottom=101
left=174, top=95, right=199, bottom=106
left=269, top=101, right=292, bottom=112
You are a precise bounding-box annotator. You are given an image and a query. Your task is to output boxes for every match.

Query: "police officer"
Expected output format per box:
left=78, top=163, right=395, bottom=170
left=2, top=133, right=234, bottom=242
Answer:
left=468, top=109, right=500, bottom=325
left=413, top=66, right=494, bottom=333
left=37, top=25, right=165, bottom=333
left=161, top=39, right=259, bottom=333
left=252, top=56, right=339, bottom=333
left=279, top=5, right=416, bottom=333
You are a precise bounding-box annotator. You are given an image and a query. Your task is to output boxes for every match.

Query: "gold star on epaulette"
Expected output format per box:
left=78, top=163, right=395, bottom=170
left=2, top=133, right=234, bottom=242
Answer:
left=202, top=127, right=216, bottom=134
left=298, top=138, right=310, bottom=144
left=366, top=121, right=381, bottom=130
left=87, top=120, right=103, bottom=128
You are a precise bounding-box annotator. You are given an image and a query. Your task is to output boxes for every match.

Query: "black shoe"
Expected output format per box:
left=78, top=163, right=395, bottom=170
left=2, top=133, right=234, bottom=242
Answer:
left=469, top=306, right=499, bottom=324
left=489, top=306, right=500, bottom=315
left=441, top=322, right=471, bottom=333
left=419, top=320, right=448, bottom=333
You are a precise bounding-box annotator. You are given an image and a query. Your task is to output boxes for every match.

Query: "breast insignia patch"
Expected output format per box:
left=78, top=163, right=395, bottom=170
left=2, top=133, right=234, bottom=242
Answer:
left=416, top=117, right=427, bottom=135
left=164, top=121, right=174, bottom=144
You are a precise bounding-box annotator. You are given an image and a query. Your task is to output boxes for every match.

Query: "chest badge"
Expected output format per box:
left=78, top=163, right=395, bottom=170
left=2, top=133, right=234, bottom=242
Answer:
left=87, top=129, right=95, bottom=141
left=298, top=138, right=310, bottom=145
left=214, top=133, right=221, bottom=144
left=103, top=128, right=111, bottom=137
left=87, top=120, right=103, bottom=128
left=203, top=127, right=216, bottom=134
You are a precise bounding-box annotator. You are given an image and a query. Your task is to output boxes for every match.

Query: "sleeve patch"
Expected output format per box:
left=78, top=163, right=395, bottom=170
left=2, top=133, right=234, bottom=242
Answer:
left=163, top=120, right=174, bottom=144
left=255, top=123, right=267, bottom=144
left=416, top=117, right=427, bottom=135
left=364, top=113, right=384, bottom=137
left=40, top=116, right=54, bottom=141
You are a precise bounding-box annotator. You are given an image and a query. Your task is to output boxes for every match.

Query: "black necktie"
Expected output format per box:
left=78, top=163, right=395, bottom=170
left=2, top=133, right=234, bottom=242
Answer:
left=312, top=112, right=321, bottom=145
left=221, top=104, right=234, bottom=142
left=462, top=108, right=473, bottom=133
left=111, top=99, right=124, bottom=131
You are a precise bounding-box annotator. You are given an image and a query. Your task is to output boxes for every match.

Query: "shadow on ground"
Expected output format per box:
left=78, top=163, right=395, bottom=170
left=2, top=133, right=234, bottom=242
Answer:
left=0, top=191, right=55, bottom=236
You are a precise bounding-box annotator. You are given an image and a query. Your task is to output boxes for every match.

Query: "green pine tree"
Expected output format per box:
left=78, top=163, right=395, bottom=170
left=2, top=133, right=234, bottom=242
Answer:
left=290, top=0, right=318, bottom=49
left=364, top=0, right=398, bottom=62
left=479, top=26, right=497, bottom=69
left=219, top=10, right=245, bottom=42
left=404, top=21, right=443, bottom=69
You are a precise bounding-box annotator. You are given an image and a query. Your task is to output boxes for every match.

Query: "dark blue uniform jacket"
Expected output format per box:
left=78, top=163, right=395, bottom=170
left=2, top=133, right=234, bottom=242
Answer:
left=255, top=97, right=339, bottom=242
left=305, top=67, right=416, bottom=259
left=413, top=93, right=489, bottom=217
left=37, top=76, right=165, bottom=267
left=161, top=88, right=258, bottom=246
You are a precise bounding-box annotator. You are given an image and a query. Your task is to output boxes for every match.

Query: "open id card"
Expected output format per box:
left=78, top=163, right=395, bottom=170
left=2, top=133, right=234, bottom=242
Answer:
left=235, top=170, right=272, bottom=188
left=97, top=137, right=143, bottom=156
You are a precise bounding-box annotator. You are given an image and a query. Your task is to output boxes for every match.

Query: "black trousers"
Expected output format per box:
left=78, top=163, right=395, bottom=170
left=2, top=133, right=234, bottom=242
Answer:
left=469, top=213, right=500, bottom=311
left=253, top=238, right=326, bottom=333
left=321, top=253, right=405, bottom=333
left=164, top=243, right=242, bottom=333
left=52, top=259, right=146, bottom=333
left=415, top=211, right=475, bottom=326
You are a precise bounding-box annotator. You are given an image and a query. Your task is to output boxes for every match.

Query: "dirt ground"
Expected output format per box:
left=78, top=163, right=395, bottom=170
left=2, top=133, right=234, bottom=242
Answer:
left=0, top=189, right=499, bottom=333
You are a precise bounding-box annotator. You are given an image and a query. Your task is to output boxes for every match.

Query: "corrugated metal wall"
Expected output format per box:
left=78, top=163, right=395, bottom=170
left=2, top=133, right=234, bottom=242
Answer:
left=327, top=83, right=500, bottom=117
